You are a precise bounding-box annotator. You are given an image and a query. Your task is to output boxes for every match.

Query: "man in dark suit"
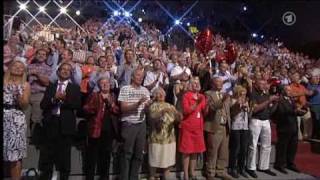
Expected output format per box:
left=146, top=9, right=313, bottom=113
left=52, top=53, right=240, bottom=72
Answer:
left=39, top=62, right=81, bottom=180
left=273, top=85, right=304, bottom=174
left=204, top=77, right=233, bottom=180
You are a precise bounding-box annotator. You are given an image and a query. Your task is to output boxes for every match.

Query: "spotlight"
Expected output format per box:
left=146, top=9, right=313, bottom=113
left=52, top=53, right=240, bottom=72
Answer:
left=113, top=10, right=119, bottom=16
left=175, top=19, right=180, bottom=25
left=124, top=11, right=130, bottom=17
left=39, top=6, right=45, bottom=12
left=138, top=18, right=142, bottom=22
left=19, top=3, right=27, bottom=10
left=76, top=10, right=80, bottom=16
left=142, top=9, right=145, bottom=13
left=60, top=7, right=67, bottom=14
left=187, top=22, right=190, bottom=26
left=243, top=6, right=247, bottom=11
left=260, top=35, right=264, bottom=39
left=251, top=33, right=258, bottom=38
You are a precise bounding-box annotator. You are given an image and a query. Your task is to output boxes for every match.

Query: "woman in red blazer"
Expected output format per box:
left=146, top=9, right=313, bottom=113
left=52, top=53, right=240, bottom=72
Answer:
left=83, top=77, right=119, bottom=180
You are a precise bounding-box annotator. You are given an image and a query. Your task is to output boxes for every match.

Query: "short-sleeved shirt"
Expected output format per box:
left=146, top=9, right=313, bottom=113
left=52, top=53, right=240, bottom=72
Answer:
left=118, top=85, right=150, bottom=124
left=170, top=65, right=191, bottom=77
left=250, top=89, right=272, bottom=120
left=143, top=71, right=169, bottom=94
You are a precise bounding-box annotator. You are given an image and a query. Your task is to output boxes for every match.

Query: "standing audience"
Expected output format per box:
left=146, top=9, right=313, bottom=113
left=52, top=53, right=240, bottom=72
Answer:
left=179, top=77, right=206, bottom=180
left=147, top=87, right=182, bottom=180
left=3, top=60, right=31, bottom=179
left=83, top=77, right=120, bottom=180
left=3, top=16, right=320, bottom=180
left=118, top=68, right=151, bottom=180
left=38, top=63, right=81, bottom=180
left=204, top=77, right=232, bottom=180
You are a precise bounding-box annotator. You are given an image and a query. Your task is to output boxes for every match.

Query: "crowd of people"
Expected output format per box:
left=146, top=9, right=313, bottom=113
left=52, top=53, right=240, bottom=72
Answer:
left=3, top=16, right=320, bottom=180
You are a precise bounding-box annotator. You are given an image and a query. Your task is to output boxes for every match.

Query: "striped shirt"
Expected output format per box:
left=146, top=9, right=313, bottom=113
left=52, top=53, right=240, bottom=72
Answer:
left=118, top=85, right=150, bottom=124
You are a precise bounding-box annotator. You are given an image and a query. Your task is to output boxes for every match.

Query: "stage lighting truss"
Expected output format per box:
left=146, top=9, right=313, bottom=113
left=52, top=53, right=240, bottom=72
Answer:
left=21, top=0, right=62, bottom=32
left=5, top=0, right=86, bottom=35
left=49, top=0, right=85, bottom=33
left=4, top=0, right=43, bottom=29
left=155, top=0, right=198, bottom=40
left=101, top=0, right=145, bottom=34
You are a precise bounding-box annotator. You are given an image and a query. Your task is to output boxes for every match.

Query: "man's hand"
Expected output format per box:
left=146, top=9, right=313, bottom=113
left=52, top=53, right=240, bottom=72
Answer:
left=55, top=92, right=66, bottom=101
left=269, top=95, right=280, bottom=102
left=222, top=93, right=230, bottom=102
left=138, top=96, right=149, bottom=105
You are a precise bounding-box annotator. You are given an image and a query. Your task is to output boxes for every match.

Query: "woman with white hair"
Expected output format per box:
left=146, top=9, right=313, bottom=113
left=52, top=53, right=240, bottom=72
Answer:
left=3, top=60, right=31, bottom=179
left=147, top=87, right=182, bottom=180
left=83, top=77, right=120, bottom=180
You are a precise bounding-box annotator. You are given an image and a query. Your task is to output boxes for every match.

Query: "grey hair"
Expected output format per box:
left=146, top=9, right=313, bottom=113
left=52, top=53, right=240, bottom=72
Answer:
left=131, top=67, right=144, bottom=79
left=152, top=87, right=166, bottom=98
left=97, top=76, right=110, bottom=89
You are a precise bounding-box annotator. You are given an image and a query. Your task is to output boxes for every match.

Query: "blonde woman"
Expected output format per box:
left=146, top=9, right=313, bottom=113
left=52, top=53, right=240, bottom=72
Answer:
left=229, top=85, right=250, bottom=178
left=179, top=77, right=206, bottom=180
left=3, top=60, right=31, bottom=179
left=147, top=87, right=182, bottom=180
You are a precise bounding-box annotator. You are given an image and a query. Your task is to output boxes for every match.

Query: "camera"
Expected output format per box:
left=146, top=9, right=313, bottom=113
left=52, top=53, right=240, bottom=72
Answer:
left=268, top=78, right=282, bottom=95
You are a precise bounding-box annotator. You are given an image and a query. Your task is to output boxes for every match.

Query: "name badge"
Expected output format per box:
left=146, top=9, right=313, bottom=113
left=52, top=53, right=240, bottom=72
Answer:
left=197, top=112, right=201, bottom=118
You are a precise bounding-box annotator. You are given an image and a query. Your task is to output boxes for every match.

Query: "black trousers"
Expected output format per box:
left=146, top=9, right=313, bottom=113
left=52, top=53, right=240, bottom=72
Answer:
left=38, top=133, right=72, bottom=180
left=85, top=121, right=116, bottom=180
left=275, top=130, right=298, bottom=168
left=120, top=121, right=146, bottom=180
left=228, top=129, right=250, bottom=171
left=310, top=105, right=320, bottom=139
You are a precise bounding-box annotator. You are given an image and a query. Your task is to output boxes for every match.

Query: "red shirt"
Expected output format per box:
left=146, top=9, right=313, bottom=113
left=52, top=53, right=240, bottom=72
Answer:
left=180, top=91, right=207, bottom=131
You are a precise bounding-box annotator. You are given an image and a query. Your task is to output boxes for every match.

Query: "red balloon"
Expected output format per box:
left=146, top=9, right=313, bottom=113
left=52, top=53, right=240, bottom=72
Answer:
left=224, top=43, right=237, bottom=64
left=215, top=52, right=226, bottom=63
left=195, top=28, right=214, bottom=55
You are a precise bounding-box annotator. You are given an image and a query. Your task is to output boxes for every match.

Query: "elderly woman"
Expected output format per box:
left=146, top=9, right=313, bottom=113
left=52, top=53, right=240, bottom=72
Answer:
left=179, top=77, right=207, bottom=180
left=147, top=87, right=182, bottom=180
left=83, top=77, right=120, bottom=180
left=228, top=85, right=251, bottom=178
left=3, top=60, right=31, bottom=179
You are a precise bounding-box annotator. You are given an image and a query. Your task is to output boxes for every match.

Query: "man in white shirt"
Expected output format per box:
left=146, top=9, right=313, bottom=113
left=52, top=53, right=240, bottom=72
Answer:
left=170, top=54, right=192, bottom=83
left=143, top=58, right=169, bottom=94
left=118, top=68, right=151, bottom=180
left=39, top=62, right=81, bottom=180
left=166, top=53, right=179, bottom=74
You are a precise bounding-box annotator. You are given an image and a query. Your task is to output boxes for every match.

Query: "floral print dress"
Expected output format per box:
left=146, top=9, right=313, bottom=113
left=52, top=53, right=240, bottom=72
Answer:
left=3, top=84, right=27, bottom=162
